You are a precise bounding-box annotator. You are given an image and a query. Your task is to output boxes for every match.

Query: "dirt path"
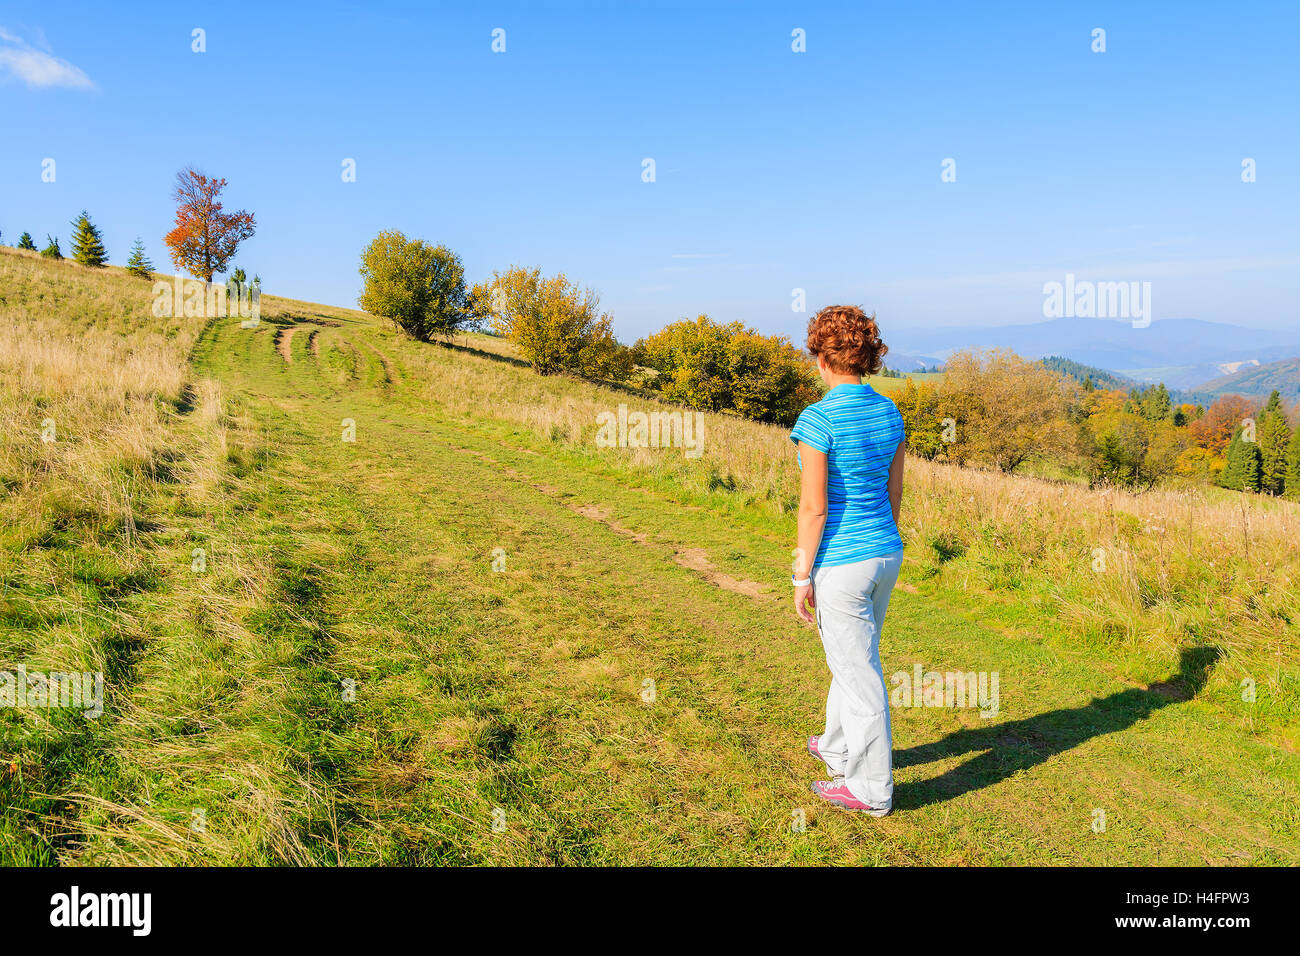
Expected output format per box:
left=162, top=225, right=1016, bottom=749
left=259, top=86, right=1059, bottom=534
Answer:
left=276, top=326, right=298, bottom=362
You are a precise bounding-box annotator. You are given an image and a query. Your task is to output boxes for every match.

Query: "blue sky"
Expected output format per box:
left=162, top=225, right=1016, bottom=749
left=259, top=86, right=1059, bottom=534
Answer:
left=2, top=0, right=1298, bottom=341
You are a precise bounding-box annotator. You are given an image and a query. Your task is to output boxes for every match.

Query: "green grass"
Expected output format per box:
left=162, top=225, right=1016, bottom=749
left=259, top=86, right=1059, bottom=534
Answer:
left=867, top=371, right=945, bottom=396
left=3, top=253, right=1298, bottom=864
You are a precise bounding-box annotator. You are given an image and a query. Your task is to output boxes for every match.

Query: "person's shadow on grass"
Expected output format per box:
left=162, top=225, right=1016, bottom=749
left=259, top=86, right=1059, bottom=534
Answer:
left=892, top=646, right=1222, bottom=810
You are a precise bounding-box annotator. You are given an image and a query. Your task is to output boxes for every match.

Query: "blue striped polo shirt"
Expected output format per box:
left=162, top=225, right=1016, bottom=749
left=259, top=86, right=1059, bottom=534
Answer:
left=790, top=383, right=905, bottom=568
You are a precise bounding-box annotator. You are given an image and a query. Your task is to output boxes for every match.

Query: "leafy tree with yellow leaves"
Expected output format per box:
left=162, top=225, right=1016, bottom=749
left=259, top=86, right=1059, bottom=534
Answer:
left=473, top=265, right=631, bottom=381
left=631, top=315, right=819, bottom=426
left=937, top=348, right=1074, bottom=473
left=895, top=377, right=946, bottom=460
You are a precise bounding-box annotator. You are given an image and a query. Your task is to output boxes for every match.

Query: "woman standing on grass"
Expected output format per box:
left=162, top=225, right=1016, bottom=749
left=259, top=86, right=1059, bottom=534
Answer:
left=791, top=305, right=906, bottom=816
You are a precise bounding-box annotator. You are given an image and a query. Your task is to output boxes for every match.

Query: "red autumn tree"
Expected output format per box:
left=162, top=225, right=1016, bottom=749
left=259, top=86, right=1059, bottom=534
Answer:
left=163, top=166, right=257, bottom=282
left=1188, top=393, right=1257, bottom=455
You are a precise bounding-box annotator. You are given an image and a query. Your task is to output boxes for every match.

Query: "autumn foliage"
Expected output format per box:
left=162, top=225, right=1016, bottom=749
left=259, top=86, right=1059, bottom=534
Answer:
left=163, top=167, right=256, bottom=282
left=631, top=315, right=820, bottom=426
left=473, top=265, right=631, bottom=380
left=1187, top=393, right=1255, bottom=456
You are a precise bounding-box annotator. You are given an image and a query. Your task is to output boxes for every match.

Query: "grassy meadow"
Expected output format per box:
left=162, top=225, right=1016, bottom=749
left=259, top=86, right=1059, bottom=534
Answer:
left=867, top=370, right=946, bottom=396
left=2, top=245, right=1298, bottom=865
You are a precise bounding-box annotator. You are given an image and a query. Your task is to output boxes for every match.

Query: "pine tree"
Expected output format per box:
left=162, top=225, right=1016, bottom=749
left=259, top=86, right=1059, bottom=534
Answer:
left=1283, top=421, right=1300, bottom=500
left=1141, top=383, right=1172, bottom=421
left=1256, top=390, right=1291, bottom=495
left=17, top=232, right=36, bottom=250
left=125, top=237, right=154, bottom=279
left=40, top=235, right=63, bottom=260
left=69, top=210, right=107, bottom=266
left=1219, top=425, right=1262, bottom=492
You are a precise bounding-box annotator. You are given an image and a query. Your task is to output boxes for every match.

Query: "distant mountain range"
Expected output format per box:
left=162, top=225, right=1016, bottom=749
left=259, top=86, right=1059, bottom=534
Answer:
left=886, top=317, right=1300, bottom=397
left=884, top=351, right=946, bottom=372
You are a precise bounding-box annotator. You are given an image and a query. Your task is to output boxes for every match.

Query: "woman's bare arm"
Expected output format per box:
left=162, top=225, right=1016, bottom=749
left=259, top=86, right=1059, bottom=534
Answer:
left=794, top=441, right=828, bottom=623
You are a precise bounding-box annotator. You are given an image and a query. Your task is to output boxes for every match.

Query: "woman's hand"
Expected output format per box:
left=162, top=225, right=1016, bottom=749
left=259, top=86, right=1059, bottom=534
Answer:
left=795, top=581, right=816, bottom=624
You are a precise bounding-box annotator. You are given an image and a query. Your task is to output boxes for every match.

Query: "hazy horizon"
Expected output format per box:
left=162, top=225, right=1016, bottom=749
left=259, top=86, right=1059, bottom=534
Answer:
left=3, top=1, right=1298, bottom=340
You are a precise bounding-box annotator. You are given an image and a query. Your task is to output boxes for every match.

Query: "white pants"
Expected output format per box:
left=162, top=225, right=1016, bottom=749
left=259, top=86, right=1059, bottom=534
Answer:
left=813, top=550, right=903, bottom=808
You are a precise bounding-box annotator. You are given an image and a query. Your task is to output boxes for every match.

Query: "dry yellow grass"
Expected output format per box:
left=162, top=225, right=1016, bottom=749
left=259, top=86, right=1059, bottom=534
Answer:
left=0, top=249, right=350, bottom=863
left=0, top=250, right=200, bottom=545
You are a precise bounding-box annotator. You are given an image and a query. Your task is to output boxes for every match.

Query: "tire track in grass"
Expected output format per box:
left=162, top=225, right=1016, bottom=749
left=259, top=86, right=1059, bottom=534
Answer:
left=450, top=448, right=769, bottom=598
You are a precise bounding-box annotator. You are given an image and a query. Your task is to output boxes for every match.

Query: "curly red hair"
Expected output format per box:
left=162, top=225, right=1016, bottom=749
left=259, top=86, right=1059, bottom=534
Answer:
left=805, top=305, right=888, bottom=376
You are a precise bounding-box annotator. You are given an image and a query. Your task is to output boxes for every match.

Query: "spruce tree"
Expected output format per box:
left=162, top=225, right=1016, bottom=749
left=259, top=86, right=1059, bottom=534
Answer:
left=1142, top=383, right=1172, bottom=421
left=1283, top=421, right=1300, bottom=500
left=1219, top=425, right=1262, bottom=492
left=17, top=232, right=36, bottom=250
left=125, top=238, right=154, bottom=279
left=70, top=210, right=107, bottom=266
left=1256, top=391, right=1291, bottom=495
left=40, top=235, right=63, bottom=260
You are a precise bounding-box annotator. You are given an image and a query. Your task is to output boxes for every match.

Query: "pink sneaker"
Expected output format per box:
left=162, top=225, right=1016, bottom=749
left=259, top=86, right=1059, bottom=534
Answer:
left=811, top=780, right=891, bottom=817
left=807, top=735, right=841, bottom=777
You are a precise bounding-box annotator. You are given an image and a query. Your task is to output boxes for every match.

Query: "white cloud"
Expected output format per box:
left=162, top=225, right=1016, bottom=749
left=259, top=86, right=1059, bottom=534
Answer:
left=0, top=28, right=92, bottom=89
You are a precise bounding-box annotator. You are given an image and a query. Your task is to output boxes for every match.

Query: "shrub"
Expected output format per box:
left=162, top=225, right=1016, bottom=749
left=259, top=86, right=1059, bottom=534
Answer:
left=40, top=235, right=63, bottom=260
left=896, top=378, right=946, bottom=459
left=632, top=315, right=819, bottom=426
left=358, top=231, right=479, bottom=342
left=473, top=265, right=632, bottom=380
left=1079, top=411, right=1187, bottom=490
left=1173, top=446, right=1221, bottom=484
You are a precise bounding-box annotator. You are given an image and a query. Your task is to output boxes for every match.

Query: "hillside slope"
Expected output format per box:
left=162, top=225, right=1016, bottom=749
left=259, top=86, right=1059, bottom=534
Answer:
left=1191, top=355, right=1300, bottom=403
left=2, top=248, right=1297, bottom=865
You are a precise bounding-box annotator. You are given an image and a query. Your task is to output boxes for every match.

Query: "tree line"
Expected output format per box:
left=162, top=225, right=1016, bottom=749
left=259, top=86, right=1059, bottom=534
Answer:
left=357, top=231, right=819, bottom=426
left=356, top=229, right=1300, bottom=492
left=896, top=350, right=1300, bottom=496
left=4, top=166, right=261, bottom=287
left=3, top=212, right=155, bottom=278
